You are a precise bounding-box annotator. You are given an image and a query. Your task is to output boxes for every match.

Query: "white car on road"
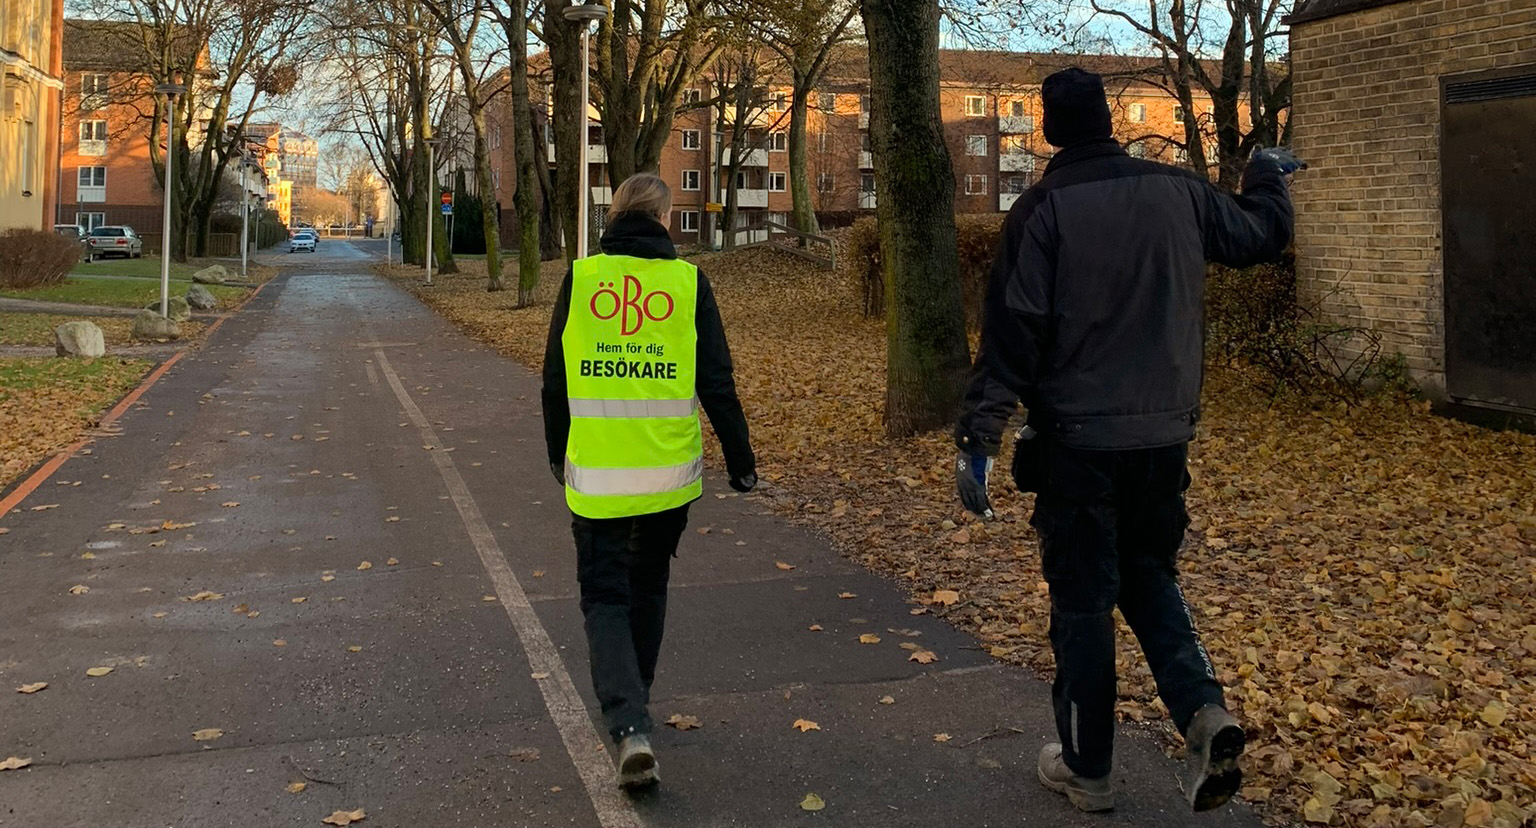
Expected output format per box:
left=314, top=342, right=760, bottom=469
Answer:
left=289, top=231, right=317, bottom=253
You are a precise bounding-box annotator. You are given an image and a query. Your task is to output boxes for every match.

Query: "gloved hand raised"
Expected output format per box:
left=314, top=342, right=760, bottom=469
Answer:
left=955, top=452, right=994, bottom=519
left=1250, top=146, right=1307, bottom=176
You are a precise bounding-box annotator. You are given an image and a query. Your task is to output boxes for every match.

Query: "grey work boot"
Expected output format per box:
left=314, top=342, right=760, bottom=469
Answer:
left=616, top=734, right=660, bottom=790
left=1182, top=704, right=1245, bottom=812
left=1037, top=743, right=1114, bottom=812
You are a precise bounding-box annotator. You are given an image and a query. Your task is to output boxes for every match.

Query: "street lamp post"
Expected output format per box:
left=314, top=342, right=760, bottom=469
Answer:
left=239, top=158, right=250, bottom=280
left=563, top=0, right=609, bottom=260
left=153, top=82, right=186, bottom=317
left=424, top=137, right=441, bottom=286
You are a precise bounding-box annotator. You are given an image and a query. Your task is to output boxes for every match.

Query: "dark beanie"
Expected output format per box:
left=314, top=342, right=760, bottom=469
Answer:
left=1042, top=68, right=1114, bottom=148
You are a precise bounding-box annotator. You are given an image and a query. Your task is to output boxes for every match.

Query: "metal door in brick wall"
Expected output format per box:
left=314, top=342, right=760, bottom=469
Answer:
left=1441, top=66, right=1536, bottom=414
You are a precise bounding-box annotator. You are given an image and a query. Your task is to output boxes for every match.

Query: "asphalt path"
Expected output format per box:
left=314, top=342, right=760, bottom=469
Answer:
left=0, top=241, right=1264, bottom=827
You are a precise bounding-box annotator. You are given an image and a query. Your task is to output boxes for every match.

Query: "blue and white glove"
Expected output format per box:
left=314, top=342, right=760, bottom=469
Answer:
left=1250, top=146, right=1308, bottom=176
left=955, top=452, right=995, bottom=519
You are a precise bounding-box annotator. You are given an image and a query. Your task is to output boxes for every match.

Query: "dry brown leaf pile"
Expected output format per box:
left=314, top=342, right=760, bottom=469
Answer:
left=383, top=248, right=1536, bottom=828
left=0, top=357, right=151, bottom=489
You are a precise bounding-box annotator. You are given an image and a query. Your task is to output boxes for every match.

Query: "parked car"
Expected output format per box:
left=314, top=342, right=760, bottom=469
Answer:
left=289, top=231, right=316, bottom=253
left=54, top=224, right=88, bottom=259
left=85, top=226, right=144, bottom=260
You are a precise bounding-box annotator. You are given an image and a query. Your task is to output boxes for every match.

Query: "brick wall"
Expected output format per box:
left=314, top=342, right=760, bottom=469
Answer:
left=58, top=68, right=163, bottom=232
left=1289, top=0, right=1536, bottom=394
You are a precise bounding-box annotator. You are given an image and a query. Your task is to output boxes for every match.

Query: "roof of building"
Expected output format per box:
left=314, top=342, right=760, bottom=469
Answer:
left=62, top=18, right=198, bottom=71
left=1286, top=0, right=1418, bottom=25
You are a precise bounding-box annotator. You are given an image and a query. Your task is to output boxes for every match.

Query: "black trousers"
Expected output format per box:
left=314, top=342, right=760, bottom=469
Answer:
left=572, top=504, right=690, bottom=744
left=1026, top=441, right=1225, bottom=779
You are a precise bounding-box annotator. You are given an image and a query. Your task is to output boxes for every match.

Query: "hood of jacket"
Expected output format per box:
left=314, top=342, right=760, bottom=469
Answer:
left=599, top=212, right=677, bottom=260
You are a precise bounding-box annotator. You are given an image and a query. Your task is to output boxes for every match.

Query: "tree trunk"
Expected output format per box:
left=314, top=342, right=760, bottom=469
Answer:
left=861, top=0, right=970, bottom=438
left=509, top=0, right=543, bottom=305
left=787, top=81, right=819, bottom=235
left=470, top=109, right=504, bottom=291
left=545, top=0, right=582, bottom=261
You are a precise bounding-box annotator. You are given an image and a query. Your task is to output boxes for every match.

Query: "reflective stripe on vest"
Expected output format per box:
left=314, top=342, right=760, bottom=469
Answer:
left=562, top=253, right=701, bottom=518
left=567, top=397, right=698, bottom=419
left=564, top=457, right=704, bottom=496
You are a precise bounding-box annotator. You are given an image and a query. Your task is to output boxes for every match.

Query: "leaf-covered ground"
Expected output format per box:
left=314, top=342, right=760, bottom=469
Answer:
left=382, top=252, right=1536, bottom=828
left=0, top=358, right=152, bottom=489
left=0, top=313, right=206, bottom=347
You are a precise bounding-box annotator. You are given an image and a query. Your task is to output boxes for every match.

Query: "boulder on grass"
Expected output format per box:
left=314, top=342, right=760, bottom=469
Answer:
left=132, top=309, right=181, bottom=342
left=185, top=283, right=218, bottom=310
left=144, top=296, right=191, bottom=322
left=191, top=265, right=228, bottom=285
left=54, top=321, right=106, bottom=358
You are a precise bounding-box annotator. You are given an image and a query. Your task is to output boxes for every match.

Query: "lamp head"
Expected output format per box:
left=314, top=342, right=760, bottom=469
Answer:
left=562, top=0, right=609, bottom=23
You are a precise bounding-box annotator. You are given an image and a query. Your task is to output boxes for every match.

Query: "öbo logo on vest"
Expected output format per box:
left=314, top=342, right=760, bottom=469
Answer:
left=590, top=275, right=674, bottom=336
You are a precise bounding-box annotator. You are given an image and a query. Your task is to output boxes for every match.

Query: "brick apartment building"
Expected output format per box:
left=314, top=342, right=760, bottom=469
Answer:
left=57, top=19, right=169, bottom=235
left=485, top=50, right=1228, bottom=246
left=1288, top=0, right=1536, bottom=412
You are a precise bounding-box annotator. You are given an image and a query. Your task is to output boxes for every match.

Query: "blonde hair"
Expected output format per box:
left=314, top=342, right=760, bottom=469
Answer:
left=608, top=173, right=672, bottom=222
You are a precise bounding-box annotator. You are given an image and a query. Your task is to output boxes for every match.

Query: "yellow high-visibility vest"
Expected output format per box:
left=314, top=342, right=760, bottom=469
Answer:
left=562, top=254, right=702, bottom=518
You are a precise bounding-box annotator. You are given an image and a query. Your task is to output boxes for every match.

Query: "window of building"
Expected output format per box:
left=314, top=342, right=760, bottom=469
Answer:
left=964, top=174, right=988, bottom=195
left=817, top=131, right=828, bottom=153
left=79, top=120, right=107, bottom=152
left=77, top=166, right=106, bottom=201
left=681, top=169, right=701, bottom=191
left=859, top=94, right=870, bottom=112
left=682, top=129, right=701, bottom=150
left=1175, top=148, right=1190, bottom=164
left=736, top=170, right=750, bottom=190
left=769, top=131, right=787, bottom=152
left=76, top=212, right=106, bottom=231
left=1173, top=106, right=1186, bottom=124
left=964, top=95, right=985, bottom=117
left=81, top=74, right=109, bottom=109
left=817, top=173, right=835, bottom=193
left=1127, top=141, right=1149, bottom=159
left=683, top=88, right=702, bottom=105
left=20, top=118, right=36, bottom=194
left=1009, top=100, right=1025, bottom=118
left=680, top=211, right=699, bottom=232
left=1002, top=175, right=1028, bottom=195
left=860, top=173, right=875, bottom=193
left=965, top=134, right=987, bottom=157
left=1000, top=135, right=1027, bottom=156
left=1129, top=103, right=1147, bottom=123
left=768, top=92, right=787, bottom=112
left=820, top=92, right=836, bottom=110
left=768, top=171, right=786, bottom=192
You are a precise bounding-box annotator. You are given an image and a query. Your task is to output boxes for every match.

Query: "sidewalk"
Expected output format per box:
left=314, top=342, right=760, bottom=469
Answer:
left=0, top=261, right=1264, bottom=826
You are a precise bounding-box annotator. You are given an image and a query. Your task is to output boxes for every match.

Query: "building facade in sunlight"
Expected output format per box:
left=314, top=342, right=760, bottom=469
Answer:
left=0, top=0, right=65, bottom=231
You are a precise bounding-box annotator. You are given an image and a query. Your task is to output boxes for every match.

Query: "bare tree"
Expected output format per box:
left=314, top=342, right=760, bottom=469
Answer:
left=540, top=0, right=582, bottom=260
left=861, top=0, right=970, bottom=436
left=489, top=0, right=544, bottom=305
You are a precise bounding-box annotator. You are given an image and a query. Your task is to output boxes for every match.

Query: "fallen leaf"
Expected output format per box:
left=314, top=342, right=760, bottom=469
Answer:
left=384, top=516, right=400, bottom=523
left=192, top=728, right=224, bottom=742
left=482, top=595, right=498, bottom=602
left=274, top=639, right=287, bottom=646
left=80, top=552, right=95, bottom=560
left=934, top=733, right=952, bottom=742
left=321, top=575, right=335, bottom=582
left=232, top=604, right=250, bottom=614
left=286, top=782, right=307, bottom=794
left=792, top=719, right=821, bottom=732
left=858, top=633, right=881, bottom=644
left=68, top=585, right=89, bottom=595
left=878, top=695, right=895, bottom=705
left=1481, top=701, right=1508, bottom=727
left=800, top=793, right=825, bottom=812
left=531, top=671, right=551, bottom=680
left=533, top=570, right=545, bottom=578
left=247, top=611, right=260, bottom=619
left=291, top=597, right=307, bottom=604
left=86, top=666, right=113, bottom=677
left=149, top=540, right=166, bottom=548
left=838, top=592, right=857, bottom=599
left=30, top=504, right=59, bottom=512
left=666, top=714, right=702, bottom=731
left=909, top=650, right=939, bottom=665
left=347, top=646, right=362, bottom=653
left=152, top=612, right=169, bottom=619
left=16, top=683, right=47, bottom=694
left=221, top=502, right=240, bottom=508
left=182, top=591, right=224, bottom=602
left=386, top=558, right=399, bottom=566
left=432, top=561, right=444, bottom=567
left=0, top=757, right=31, bottom=771
left=161, top=520, right=194, bottom=531
left=808, top=624, right=824, bottom=631
left=930, top=589, right=961, bottom=606
left=508, top=748, right=541, bottom=762
left=775, top=561, right=796, bottom=571
left=322, top=809, right=366, bottom=826
left=356, top=561, right=373, bottom=571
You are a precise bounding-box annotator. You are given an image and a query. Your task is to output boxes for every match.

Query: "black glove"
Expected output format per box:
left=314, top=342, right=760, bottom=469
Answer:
left=550, top=462, right=564, bottom=486
left=730, top=472, right=757, bottom=493
left=1249, top=146, right=1307, bottom=176
left=955, top=452, right=994, bottom=519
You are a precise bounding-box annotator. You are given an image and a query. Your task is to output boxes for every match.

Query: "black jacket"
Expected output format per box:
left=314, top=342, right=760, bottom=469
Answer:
left=956, top=139, right=1294, bottom=453
left=541, top=212, right=756, bottom=481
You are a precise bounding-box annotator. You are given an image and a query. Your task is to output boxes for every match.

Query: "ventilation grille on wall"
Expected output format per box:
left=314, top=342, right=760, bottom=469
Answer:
left=1445, top=73, right=1536, bottom=104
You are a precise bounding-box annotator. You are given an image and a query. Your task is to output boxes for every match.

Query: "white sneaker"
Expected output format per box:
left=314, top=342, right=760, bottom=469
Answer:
left=617, top=734, right=660, bottom=790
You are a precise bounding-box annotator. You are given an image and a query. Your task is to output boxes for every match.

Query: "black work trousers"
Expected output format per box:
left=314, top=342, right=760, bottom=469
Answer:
left=1026, top=441, right=1225, bottom=780
left=572, top=504, right=690, bottom=744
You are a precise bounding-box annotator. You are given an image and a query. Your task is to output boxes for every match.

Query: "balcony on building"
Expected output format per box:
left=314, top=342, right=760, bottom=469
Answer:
left=999, top=152, right=1036, bottom=173
left=78, top=140, right=107, bottom=157
left=999, top=193, right=1020, bottom=211
left=723, top=147, right=768, bottom=167
left=735, top=188, right=769, bottom=209
left=590, top=185, right=614, bottom=206
left=858, top=191, right=877, bottom=210
left=998, top=115, right=1035, bottom=134
left=546, top=141, right=609, bottom=164
left=77, top=186, right=106, bottom=203
left=859, top=111, right=870, bottom=130
left=859, top=151, right=873, bottom=169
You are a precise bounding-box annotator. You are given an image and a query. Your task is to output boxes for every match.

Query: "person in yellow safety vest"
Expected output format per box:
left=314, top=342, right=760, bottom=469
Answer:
left=541, top=173, right=757, bottom=791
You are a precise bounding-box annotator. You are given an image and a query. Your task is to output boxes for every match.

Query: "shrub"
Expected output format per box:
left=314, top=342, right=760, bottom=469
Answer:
left=849, top=214, right=1004, bottom=324
left=0, top=228, right=80, bottom=289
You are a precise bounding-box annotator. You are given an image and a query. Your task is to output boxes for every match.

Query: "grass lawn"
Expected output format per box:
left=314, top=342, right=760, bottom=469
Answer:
left=71, top=256, right=196, bottom=280
left=0, top=278, right=246, bottom=309
left=0, top=357, right=152, bottom=488
left=0, top=313, right=203, bottom=347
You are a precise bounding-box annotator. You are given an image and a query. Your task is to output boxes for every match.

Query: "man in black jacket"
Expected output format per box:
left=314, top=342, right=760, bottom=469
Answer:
left=953, top=68, right=1299, bottom=813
